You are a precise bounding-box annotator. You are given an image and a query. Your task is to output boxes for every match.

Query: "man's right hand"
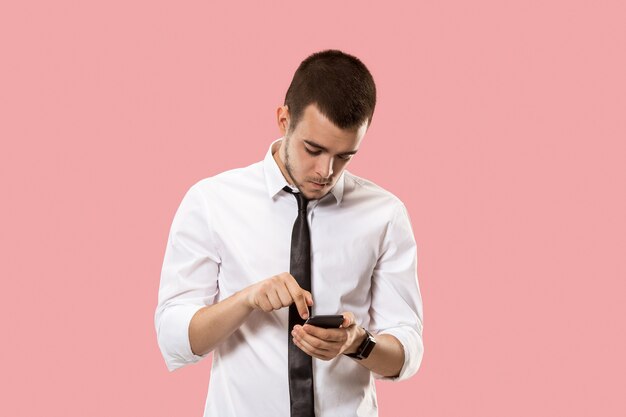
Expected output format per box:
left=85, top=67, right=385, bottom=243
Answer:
left=243, top=272, right=313, bottom=319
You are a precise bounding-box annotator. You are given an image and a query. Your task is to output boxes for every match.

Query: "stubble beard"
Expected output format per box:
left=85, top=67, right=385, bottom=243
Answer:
left=283, top=135, right=301, bottom=191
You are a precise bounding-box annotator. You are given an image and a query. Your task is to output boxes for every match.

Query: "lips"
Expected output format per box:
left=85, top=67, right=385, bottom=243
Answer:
left=309, top=181, right=328, bottom=189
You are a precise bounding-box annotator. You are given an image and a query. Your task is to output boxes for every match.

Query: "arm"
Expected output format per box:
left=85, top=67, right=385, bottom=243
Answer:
left=155, top=183, right=314, bottom=370
left=292, top=202, right=424, bottom=380
left=155, top=183, right=220, bottom=371
left=345, top=328, right=405, bottom=378
left=187, top=290, right=253, bottom=356
left=157, top=185, right=418, bottom=376
left=367, top=202, right=424, bottom=381
left=189, top=273, right=313, bottom=356
left=155, top=184, right=313, bottom=371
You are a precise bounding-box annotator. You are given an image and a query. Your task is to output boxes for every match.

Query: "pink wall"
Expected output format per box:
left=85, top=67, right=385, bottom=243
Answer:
left=1, top=1, right=624, bottom=416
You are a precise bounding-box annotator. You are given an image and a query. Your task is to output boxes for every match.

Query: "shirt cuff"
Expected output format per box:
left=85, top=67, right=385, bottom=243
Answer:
left=372, top=326, right=424, bottom=382
left=156, top=303, right=209, bottom=372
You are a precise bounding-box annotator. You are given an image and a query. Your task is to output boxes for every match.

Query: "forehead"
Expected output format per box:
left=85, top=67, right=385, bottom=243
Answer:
left=293, top=104, right=367, bottom=151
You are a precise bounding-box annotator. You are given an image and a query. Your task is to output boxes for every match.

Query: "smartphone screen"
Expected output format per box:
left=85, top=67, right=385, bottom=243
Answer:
left=304, top=315, right=344, bottom=329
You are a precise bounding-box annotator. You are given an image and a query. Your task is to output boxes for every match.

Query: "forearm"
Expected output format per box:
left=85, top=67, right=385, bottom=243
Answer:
left=190, top=272, right=313, bottom=356
left=188, top=289, right=254, bottom=356
left=349, top=331, right=405, bottom=378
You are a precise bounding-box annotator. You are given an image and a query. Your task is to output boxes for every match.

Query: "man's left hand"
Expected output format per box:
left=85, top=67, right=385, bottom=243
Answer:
left=291, top=312, right=366, bottom=360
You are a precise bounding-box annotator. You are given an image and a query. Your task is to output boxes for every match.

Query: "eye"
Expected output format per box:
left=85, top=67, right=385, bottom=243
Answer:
left=338, top=154, right=353, bottom=161
left=304, top=146, right=321, bottom=156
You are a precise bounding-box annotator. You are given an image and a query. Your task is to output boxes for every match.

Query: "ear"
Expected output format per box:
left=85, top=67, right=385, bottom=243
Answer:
left=276, top=105, right=290, bottom=135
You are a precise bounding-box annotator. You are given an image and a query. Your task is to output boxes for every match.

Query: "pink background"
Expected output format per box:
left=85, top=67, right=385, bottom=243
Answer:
left=1, top=1, right=625, bottom=416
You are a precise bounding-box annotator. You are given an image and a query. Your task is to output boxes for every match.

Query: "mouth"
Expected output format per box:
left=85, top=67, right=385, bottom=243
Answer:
left=309, top=181, right=329, bottom=190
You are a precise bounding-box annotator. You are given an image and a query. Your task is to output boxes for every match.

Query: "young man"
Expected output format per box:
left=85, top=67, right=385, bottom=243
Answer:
left=155, top=49, right=424, bottom=417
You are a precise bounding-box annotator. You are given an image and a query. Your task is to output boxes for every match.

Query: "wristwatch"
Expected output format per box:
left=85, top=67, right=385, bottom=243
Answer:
left=344, top=328, right=376, bottom=360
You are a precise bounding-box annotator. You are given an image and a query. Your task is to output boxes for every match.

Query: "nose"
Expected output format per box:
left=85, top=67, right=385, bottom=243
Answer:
left=315, top=155, right=334, bottom=180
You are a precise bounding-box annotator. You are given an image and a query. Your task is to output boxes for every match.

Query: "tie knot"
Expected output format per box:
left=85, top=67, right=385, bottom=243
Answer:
left=283, top=186, right=309, bottom=211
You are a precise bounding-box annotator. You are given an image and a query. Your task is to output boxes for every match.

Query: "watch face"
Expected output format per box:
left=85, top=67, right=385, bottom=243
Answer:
left=356, top=331, right=376, bottom=359
left=361, top=335, right=376, bottom=358
left=345, top=329, right=376, bottom=360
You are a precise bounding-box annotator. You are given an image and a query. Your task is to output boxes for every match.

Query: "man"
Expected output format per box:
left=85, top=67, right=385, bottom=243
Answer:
left=155, top=49, right=424, bottom=417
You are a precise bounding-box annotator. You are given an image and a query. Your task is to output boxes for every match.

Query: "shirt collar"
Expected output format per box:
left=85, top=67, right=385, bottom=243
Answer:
left=263, top=137, right=344, bottom=205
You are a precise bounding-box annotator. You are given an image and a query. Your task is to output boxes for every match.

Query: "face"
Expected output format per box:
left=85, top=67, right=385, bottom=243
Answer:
left=275, top=103, right=368, bottom=200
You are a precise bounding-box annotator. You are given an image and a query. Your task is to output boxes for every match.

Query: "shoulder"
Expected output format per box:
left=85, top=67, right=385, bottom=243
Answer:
left=342, top=170, right=405, bottom=214
left=343, top=171, right=416, bottom=246
left=187, top=160, right=264, bottom=198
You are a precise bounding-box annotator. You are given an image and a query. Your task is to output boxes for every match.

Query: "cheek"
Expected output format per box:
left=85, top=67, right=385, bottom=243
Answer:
left=333, top=159, right=350, bottom=173
left=296, top=152, right=316, bottom=176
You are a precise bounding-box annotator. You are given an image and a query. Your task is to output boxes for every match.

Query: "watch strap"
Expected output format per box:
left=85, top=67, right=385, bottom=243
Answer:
left=344, top=328, right=376, bottom=360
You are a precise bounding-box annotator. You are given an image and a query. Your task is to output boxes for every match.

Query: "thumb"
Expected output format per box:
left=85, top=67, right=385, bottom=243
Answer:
left=341, top=312, right=355, bottom=328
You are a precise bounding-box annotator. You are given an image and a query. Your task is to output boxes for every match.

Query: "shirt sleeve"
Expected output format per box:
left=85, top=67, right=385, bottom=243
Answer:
left=154, top=182, right=221, bottom=372
left=369, top=202, right=424, bottom=382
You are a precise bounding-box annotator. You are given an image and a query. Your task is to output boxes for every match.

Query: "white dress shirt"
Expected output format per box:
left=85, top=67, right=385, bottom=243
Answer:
left=155, top=138, right=424, bottom=417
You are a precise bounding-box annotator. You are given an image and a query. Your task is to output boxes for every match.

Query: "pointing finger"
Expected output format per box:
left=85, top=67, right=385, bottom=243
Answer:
left=283, top=274, right=311, bottom=319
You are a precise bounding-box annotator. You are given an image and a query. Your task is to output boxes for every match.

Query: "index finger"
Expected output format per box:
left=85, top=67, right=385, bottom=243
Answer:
left=283, top=274, right=313, bottom=319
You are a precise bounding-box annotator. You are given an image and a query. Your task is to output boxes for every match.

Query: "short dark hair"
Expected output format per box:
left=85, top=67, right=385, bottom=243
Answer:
left=284, top=49, right=377, bottom=133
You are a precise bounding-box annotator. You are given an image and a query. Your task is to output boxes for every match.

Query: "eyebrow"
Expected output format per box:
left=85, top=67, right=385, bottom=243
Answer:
left=303, top=139, right=359, bottom=156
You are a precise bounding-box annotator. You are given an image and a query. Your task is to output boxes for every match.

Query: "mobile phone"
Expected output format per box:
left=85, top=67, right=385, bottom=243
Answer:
left=304, top=315, right=344, bottom=329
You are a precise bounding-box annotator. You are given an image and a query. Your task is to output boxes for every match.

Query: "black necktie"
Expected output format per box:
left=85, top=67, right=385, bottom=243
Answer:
left=283, top=185, right=315, bottom=417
